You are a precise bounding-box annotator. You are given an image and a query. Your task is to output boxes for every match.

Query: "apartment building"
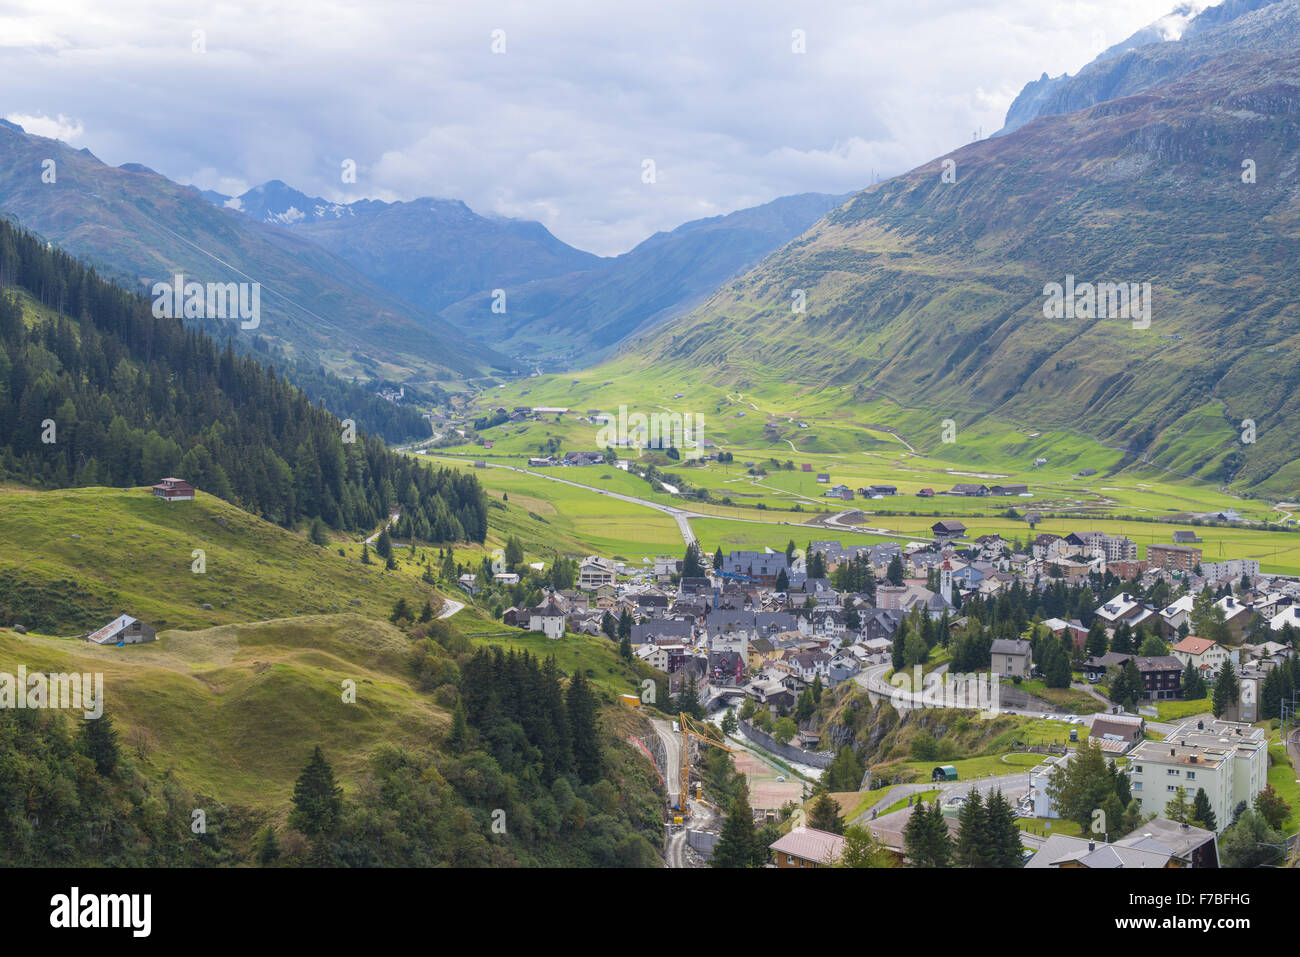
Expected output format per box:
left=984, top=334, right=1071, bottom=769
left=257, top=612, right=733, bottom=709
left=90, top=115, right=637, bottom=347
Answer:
left=1127, top=719, right=1268, bottom=832
left=577, top=556, right=617, bottom=590
left=1147, top=543, right=1202, bottom=574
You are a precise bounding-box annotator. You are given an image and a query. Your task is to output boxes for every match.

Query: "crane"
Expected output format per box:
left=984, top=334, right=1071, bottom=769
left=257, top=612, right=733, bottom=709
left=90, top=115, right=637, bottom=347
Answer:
left=677, top=712, right=733, bottom=818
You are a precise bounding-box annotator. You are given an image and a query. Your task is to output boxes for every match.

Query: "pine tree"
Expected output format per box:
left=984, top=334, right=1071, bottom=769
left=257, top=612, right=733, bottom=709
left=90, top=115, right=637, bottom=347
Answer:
left=448, top=702, right=469, bottom=754
left=1085, top=620, right=1108, bottom=658
left=955, top=790, right=988, bottom=867
left=1212, top=660, right=1240, bottom=717
left=375, top=527, right=393, bottom=559
left=682, top=541, right=705, bottom=578
left=808, top=793, right=845, bottom=834
left=983, top=790, right=1024, bottom=867
left=713, top=790, right=761, bottom=868
left=713, top=546, right=724, bottom=571
left=254, top=825, right=280, bottom=865
left=1191, top=787, right=1217, bottom=831
left=567, top=670, right=602, bottom=783
left=619, top=633, right=632, bottom=661
left=904, top=799, right=953, bottom=867
left=289, top=746, right=343, bottom=837
left=80, top=715, right=120, bottom=776
left=360, top=541, right=372, bottom=565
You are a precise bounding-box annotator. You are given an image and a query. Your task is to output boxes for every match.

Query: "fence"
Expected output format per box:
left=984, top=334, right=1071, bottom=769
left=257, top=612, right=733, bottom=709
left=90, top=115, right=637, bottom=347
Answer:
left=737, top=720, right=834, bottom=769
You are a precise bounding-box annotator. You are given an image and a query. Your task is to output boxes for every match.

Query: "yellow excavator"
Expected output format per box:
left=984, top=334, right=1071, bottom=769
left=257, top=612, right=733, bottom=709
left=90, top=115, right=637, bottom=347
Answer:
left=675, top=712, right=732, bottom=822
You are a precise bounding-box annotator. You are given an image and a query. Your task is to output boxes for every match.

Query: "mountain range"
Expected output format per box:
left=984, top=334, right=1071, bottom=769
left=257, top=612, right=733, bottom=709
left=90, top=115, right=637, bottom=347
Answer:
left=209, top=180, right=849, bottom=363
left=623, top=0, right=1300, bottom=496
left=0, top=121, right=510, bottom=383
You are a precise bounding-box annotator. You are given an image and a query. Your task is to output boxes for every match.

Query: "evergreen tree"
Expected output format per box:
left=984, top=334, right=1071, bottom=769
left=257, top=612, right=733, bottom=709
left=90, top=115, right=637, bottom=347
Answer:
left=825, top=746, right=863, bottom=792
left=713, top=790, right=762, bottom=868
left=390, top=597, right=412, bottom=623
left=713, top=546, right=724, bottom=571
left=289, top=746, right=343, bottom=836
left=601, top=611, right=616, bottom=639
left=1085, top=619, right=1109, bottom=658
left=308, top=517, right=330, bottom=546
left=566, top=670, right=602, bottom=783
left=887, top=554, right=905, bottom=586
left=808, top=793, right=844, bottom=834
left=80, top=715, right=120, bottom=776
left=1181, top=660, right=1206, bottom=700
left=955, top=790, right=988, bottom=867
left=1191, top=788, right=1217, bottom=831
left=1045, top=739, right=1116, bottom=831
left=254, top=824, right=280, bottom=865
left=619, top=633, right=632, bottom=661
left=682, top=541, right=705, bottom=578
left=1111, top=659, right=1143, bottom=712
left=903, top=799, right=953, bottom=867
left=1212, top=660, right=1240, bottom=718
left=448, top=702, right=469, bottom=754
left=983, top=789, right=1024, bottom=867
left=375, top=527, right=393, bottom=560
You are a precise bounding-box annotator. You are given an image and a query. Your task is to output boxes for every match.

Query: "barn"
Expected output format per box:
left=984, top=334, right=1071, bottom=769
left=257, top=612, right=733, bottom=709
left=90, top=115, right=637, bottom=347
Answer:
left=86, top=614, right=157, bottom=646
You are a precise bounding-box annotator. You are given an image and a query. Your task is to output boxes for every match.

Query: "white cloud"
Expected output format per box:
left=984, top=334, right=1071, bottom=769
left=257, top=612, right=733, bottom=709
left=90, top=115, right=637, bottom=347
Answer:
left=0, top=0, right=1181, bottom=255
left=5, top=112, right=84, bottom=143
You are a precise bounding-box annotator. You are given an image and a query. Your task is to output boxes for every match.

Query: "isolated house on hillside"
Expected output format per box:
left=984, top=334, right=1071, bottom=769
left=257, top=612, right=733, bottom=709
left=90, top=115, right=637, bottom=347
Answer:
left=151, top=477, right=195, bottom=502
left=86, top=614, right=156, bottom=645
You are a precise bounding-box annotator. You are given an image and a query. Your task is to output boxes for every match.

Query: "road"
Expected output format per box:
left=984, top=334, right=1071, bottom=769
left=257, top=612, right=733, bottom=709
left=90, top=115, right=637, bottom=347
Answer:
left=652, top=718, right=688, bottom=868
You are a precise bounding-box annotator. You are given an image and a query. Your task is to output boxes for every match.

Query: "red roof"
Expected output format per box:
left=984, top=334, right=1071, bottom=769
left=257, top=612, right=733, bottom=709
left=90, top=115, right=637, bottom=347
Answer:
left=1173, top=635, right=1217, bottom=656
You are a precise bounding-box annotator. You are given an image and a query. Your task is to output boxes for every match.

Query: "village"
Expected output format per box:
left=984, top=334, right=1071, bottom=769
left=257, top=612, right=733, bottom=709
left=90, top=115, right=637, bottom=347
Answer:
left=85, top=472, right=1300, bottom=870
left=457, top=505, right=1300, bottom=869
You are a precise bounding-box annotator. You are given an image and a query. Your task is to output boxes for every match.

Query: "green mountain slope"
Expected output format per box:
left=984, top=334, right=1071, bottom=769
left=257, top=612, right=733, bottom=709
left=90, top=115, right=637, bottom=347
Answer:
left=628, top=39, right=1300, bottom=496
left=0, top=122, right=506, bottom=381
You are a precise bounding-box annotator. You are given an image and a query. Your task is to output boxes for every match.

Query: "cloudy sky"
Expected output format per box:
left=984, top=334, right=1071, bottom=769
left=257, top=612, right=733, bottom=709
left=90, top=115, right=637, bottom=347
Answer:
left=2, top=0, right=1186, bottom=254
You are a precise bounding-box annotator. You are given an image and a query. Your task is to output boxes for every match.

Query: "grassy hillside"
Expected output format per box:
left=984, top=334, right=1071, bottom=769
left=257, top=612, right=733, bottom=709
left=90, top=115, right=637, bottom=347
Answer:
left=0, top=485, right=447, bottom=632
left=0, top=615, right=444, bottom=808
left=598, top=37, right=1300, bottom=498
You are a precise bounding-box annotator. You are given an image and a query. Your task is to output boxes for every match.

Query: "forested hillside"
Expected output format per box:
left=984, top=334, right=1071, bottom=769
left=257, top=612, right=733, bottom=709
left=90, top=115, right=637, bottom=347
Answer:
left=0, top=218, right=486, bottom=541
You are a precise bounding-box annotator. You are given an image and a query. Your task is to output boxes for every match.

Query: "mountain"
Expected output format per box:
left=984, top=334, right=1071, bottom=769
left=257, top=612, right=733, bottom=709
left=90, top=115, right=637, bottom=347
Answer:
left=436, top=191, right=851, bottom=362
left=0, top=217, right=489, bottom=540
left=627, top=11, right=1300, bottom=496
left=999, top=0, right=1283, bottom=135
left=0, top=123, right=508, bottom=381
left=220, top=182, right=602, bottom=316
